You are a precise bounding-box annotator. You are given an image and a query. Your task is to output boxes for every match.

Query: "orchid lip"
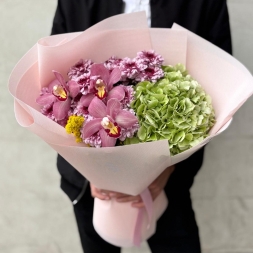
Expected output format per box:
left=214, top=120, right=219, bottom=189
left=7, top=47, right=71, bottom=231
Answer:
left=101, top=117, right=121, bottom=138
left=95, top=79, right=106, bottom=99
left=52, top=85, right=68, bottom=101
left=95, top=79, right=105, bottom=87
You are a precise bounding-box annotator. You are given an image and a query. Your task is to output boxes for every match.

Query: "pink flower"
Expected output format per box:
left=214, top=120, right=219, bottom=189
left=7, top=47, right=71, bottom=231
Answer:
left=120, top=58, right=139, bottom=80
left=68, top=59, right=93, bottom=79
left=36, top=71, right=80, bottom=120
left=121, top=86, right=135, bottom=109
left=83, top=132, right=102, bottom=148
left=118, top=109, right=139, bottom=141
left=136, top=67, right=164, bottom=82
left=89, top=63, right=121, bottom=99
left=104, top=56, right=123, bottom=71
left=78, top=63, right=125, bottom=112
left=82, top=97, right=138, bottom=147
left=76, top=73, right=91, bottom=95
left=135, top=50, right=164, bottom=69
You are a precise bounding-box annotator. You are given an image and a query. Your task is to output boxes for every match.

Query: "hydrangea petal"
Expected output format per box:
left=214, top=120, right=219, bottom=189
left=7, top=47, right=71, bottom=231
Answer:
left=68, top=80, right=80, bottom=98
left=106, top=98, right=121, bottom=120
left=53, top=97, right=71, bottom=120
left=88, top=97, right=107, bottom=118
left=115, top=110, right=138, bottom=128
left=131, top=63, right=215, bottom=155
left=82, top=118, right=102, bottom=138
left=107, top=86, right=125, bottom=101
left=99, top=128, right=117, bottom=147
left=36, top=94, right=56, bottom=106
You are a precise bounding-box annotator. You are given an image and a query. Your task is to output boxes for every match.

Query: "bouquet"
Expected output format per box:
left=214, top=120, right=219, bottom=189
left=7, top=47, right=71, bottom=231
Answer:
left=36, top=51, right=215, bottom=155
left=9, top=12, right=253, bottom=247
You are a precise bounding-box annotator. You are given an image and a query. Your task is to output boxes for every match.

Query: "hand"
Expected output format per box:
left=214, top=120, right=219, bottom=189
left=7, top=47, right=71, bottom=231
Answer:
left=90, top=183, right=134, bottom=200
left=90, top=183, right=111, bottom=200
left=116, top=165, right=175, bottom=208
left=90, top=165, right=175, bottom=208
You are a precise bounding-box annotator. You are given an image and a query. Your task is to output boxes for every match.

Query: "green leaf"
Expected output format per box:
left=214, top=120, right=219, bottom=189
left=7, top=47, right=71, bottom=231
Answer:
left=137, top=104, right=145, bottom=115
left=137, top=126, right=147, bottom=141
left=145, top=114, right=158, bottom=128
left=147, top=100, right=158, bottom=109
left=124, top=137, right=140, bottom=145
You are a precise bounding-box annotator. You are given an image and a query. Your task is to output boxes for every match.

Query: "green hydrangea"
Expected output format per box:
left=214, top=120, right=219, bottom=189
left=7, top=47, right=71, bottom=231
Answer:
left=125, top=64, right=215, bottom=155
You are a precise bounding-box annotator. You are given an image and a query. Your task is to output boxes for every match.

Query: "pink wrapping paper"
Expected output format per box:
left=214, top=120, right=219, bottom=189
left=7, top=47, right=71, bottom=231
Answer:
left=9, top=12, right=253, bottom=247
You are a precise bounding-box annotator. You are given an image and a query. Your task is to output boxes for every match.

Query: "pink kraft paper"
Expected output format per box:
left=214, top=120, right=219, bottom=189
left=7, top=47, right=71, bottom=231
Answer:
left=9, top=12, right=253, bottom=247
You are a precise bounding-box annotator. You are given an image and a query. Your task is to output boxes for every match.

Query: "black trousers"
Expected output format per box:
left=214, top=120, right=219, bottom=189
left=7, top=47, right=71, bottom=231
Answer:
left=71, top=180, right=201, bottom=253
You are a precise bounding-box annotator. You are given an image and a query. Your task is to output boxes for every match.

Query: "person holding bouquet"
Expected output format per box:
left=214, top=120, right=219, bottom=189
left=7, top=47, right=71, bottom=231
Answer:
left=51, top=0, right=232, bottom=252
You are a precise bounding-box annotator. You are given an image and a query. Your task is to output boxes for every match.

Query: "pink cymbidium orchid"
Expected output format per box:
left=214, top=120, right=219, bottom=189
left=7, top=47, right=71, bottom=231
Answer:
left=89, top=63, right=122, bottom=99
left=36, top=71, right=80, bottom=120
left=82, top=97, right=138, bottom=147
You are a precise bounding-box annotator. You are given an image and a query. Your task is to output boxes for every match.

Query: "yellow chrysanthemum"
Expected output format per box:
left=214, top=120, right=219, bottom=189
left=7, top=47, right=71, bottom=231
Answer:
left=65, top=115, right=85, bottom=143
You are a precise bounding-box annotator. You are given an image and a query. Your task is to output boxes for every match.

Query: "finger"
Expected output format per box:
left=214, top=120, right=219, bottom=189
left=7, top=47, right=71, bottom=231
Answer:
left=150, top=188, right=162, bottom=201
left=116, top=195, right=141, bottom=203
left=103, top=191, right=129, bottom=198
left=91, top=186, right=110, bottom=200
left=99, top=189, right=115, bottom=196
left=131, top=201, right=145, bottom=208
left=93, top=191, right=111, bottom=200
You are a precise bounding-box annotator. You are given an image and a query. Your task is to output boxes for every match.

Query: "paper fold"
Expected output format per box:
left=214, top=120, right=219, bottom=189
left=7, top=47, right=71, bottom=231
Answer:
left=9, top=12, right=253, bottom=196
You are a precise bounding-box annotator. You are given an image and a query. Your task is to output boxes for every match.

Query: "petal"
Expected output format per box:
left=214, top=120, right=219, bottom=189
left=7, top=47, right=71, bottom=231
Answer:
left=106, top=98, right=121, bottom=120
left=90, top=64, right=109, bottom=84
left=99, top=129, right=117, bottom=147
left=48, top=79, right=60, bottom=92
left=82, top=118, right=102, bottom=138
left=88, top=79, right=96, bottom=93
left=36, top=93, right=56, bottom=105
left=108, top=68, right=121, bottom=90
left=107, top=86, right=125, bottom=101
left=80, top=94, right=95, bottom=107
left=115, top=110, right=138, bottom=128
left=53, top=70, right=67, bottom=89
left=68, top=80, right=80, bottom=98
left=53, top=98, right=71, bottom=120
left=88, top=96, right=107, bottom=118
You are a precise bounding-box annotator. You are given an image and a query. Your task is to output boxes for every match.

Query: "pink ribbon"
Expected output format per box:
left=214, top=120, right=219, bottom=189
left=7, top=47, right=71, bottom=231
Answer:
left=133, top=188, right=153, bottom=247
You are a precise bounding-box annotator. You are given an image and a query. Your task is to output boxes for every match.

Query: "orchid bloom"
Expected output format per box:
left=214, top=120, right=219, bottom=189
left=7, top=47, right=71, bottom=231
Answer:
left=36, top=71, right=80, bottom=120
left=89, top=63, right=122, bottom=99
left=79, top=63, right=126, bottom=110
left=82, top=97, right=138, bottom=147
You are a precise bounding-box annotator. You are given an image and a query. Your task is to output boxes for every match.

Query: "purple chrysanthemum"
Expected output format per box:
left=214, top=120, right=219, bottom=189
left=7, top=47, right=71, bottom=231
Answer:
left=83, top=132, right=102, bottom=148
left=121, top=86, right=135, bottom=109
left=41, top=104, right=54, bottom=118
left=135, top=50, right=164, bottom=69
left=68, top=59, right=93, bottom=79
left=119, top=122, right=139, bottom=141
left=104, top=56, right=123, bottom=71
left=120, top=57, right=139, bottom=80
left=76, top=73, right=91, bottom=95
left=136, top=66, right=164, bottom=82
left=119, top=109, right=139, bottom=141
left=39, top=89, right=57, bottom=121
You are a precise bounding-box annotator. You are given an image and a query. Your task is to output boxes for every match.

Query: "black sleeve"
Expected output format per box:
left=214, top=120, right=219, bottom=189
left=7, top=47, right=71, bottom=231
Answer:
left=51, top=0, right=67, bottom=35
left=204, top=0, right=232, bottom=54
left=171, top=0, right=232, bottom=190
